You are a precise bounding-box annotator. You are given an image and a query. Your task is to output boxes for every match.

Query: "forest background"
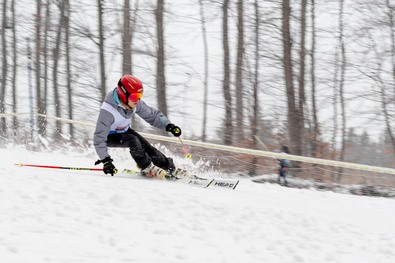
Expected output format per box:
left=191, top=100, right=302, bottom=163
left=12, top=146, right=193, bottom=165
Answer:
left=1, top=0, right=395, bottom=179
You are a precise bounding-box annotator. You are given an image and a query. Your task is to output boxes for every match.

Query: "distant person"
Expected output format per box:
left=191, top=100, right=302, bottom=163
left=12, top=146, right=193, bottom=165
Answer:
left=278, top=145, right=291, bottom=185
left=93, top=74, right=186, bottom=179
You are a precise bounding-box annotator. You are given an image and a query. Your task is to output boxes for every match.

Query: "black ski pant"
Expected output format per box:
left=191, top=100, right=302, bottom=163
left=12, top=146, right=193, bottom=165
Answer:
left=106, top=129, right=175, bottom=171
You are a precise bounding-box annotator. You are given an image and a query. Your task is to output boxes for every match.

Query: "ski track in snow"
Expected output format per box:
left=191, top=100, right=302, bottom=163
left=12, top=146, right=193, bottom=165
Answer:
left=1, top=146, right=395, bottom=263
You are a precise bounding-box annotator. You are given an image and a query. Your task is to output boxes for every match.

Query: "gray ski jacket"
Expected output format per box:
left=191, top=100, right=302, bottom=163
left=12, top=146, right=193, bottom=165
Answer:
left=93, top=89, right=170, bottom=160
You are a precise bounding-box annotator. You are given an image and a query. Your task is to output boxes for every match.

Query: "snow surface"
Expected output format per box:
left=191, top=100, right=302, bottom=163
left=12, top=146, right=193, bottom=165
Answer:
left=1, top=145, right=395, bottom=263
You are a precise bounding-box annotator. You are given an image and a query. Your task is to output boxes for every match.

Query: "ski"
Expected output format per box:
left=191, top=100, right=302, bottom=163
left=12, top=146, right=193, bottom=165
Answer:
left=209, top=178, right=239, bottom=190
left=179, top=173, right=239, bottom=189
left=179, top=176, right=214, bottom=188
left=121, top=168, right=239, bottom=190
left=121, top=168, right=211, bottom=188
left=185, top=174, right=239, bottom=189
left=122, top=168, right=140, bottom=175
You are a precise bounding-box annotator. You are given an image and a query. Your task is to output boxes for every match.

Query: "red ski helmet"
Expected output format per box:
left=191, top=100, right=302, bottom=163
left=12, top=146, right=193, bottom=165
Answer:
left=116, top=75, right=144, bottom=104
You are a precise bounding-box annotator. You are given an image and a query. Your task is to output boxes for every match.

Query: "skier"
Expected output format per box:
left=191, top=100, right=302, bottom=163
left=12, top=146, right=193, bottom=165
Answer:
left=93, top=74, right=185, bottom=179
left=278, top=145, right=291, bottom=185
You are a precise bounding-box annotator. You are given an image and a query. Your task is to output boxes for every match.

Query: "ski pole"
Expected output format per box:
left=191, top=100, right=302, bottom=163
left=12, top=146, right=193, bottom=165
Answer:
left=15, top=163, right=103, bottom=171
left=178, top=137, right=192, bottom=160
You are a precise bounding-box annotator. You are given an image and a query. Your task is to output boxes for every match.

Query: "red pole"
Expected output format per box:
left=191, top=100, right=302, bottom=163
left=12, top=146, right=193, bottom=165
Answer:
left=178, top=137, right=192, bottom=159
left=15, top=163, right=103, bottom=171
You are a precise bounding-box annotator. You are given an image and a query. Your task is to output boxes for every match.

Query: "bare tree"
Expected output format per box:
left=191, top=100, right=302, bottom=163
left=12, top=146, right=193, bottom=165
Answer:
left=330, top=49, right=339, bottom=160
left=155, top=0, right=168, bottom=115
left=384, top=0, right=395, bottom=151
left=35, top=0, right=45, bottom=137
left=310, top=0, right=319, bottom=157
left=353, top=0, right=395, bottom=152
left=98, top=0, right=106, bottom=101
left=222, top=0, right=233, bottom=145
left=1, top=0, right=8, bottom=139
left=249, top=0, right=260, bottom=175
left=379, top=74, right=395, bottom=151
left=338, top=0, right=347, bottom=165
left=41, top=0, right=51, bottom=138
left=361, top=41, right=395, bottom=154
left=282, top=0, right=302, bottom=156
left=52, top=0, right=66, bottom=139
left=122, top=0, right=132, bottom=74
left=198, top=0, right=209, bottom=142
left=235, top=0, right=244, bottom=141
left=64, top=0, right=74, bottom=140
left=11, top=0, right=17, bottom=135
left=298, top=0, right=307, bottom=153
left=251, top=0, right=260, bottom=144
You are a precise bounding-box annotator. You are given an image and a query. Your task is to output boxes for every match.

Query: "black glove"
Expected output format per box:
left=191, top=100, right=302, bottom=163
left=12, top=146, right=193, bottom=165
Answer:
left=95, top=157, right=117, bottom=176
left=166, top=123, right=182, bottom=137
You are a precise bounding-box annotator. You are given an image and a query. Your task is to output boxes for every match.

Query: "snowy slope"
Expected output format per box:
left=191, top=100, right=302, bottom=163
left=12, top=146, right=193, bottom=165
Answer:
left=1, top=146, right=395, bottom=263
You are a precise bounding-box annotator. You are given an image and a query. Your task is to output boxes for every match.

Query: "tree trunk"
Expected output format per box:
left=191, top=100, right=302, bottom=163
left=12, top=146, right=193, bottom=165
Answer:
left=235, top=0, right=244, bottom=141
left=385, top=0, right=395, bottom=151
left=98, top=0, right=106, bottom=101
left=1, top=0, right=8, bottom=139
left=122, top=0, right=132, bottom=75
left=222, top=0, right=232, bottom=145
left=379, top=81, right=395, bottom=152
left=64, top=0, right=73, bottom=140
left=155, top=0, right=167, bottom=115
left=338, top=0, right=347, bottom=170
left=298, top=0, right=307, bottom=154
left=282, top=0, right=302, bottom=156
left=11, top=0, right=17, bottom=137
left=250, top=0, right=260, bottom=176
left=52, top=0, right=65, bottom=140
left=332, top=0, right=347, bottom=181
left=35, top=0, right=45, bottom=137
left=41, top=0, right=50, bottom=138
left=198, top=0, right=209, bottom=142
left=330, top=52, right=339, bottom=161
left=310, top=0, right=319, bottom=157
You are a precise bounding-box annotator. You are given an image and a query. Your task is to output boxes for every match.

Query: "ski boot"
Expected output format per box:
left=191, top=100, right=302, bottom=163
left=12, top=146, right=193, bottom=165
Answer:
left=169, top=167, right=193, bottom=179
left=141, top=163, right=168, bottom=179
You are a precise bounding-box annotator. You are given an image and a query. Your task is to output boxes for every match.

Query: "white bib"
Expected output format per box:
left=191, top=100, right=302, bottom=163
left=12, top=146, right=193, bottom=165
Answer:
left=101, top=102, right=131, bottom=133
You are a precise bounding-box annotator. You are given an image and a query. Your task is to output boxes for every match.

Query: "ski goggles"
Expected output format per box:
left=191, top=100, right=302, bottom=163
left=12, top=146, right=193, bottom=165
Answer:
left=128, top=92, right=143, bottom=102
